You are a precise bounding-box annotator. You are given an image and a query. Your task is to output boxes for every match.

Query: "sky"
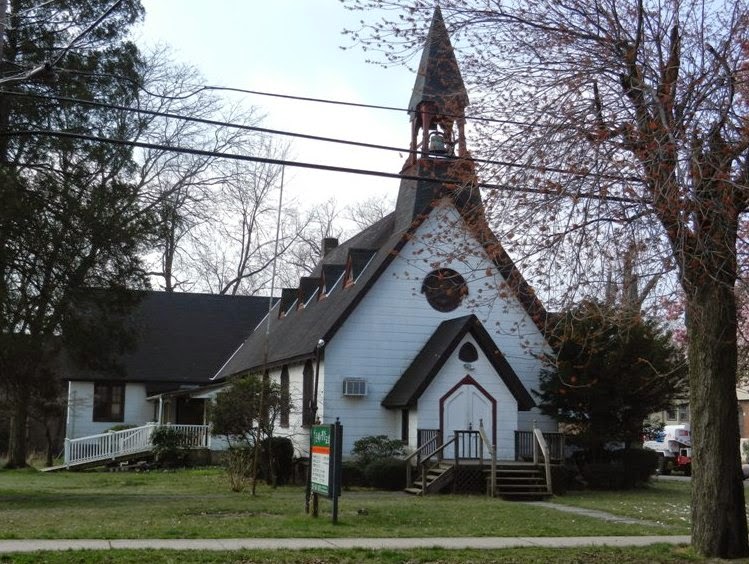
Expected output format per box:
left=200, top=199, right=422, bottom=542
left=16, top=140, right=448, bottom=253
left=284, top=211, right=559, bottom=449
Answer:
left=134, top=0, right=418, bottom=210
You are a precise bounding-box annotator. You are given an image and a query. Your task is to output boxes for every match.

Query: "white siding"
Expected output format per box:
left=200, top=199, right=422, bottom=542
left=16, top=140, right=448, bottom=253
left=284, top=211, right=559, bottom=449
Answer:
left=65, top=381, right=154, bottom=439
left=322, top=202, right=556, bottom=456
left=268, top=361, right=318, bottom=458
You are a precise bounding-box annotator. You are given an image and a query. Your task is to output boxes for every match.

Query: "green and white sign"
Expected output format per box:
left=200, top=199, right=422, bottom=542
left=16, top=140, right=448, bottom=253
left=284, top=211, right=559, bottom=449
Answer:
left=310, top=425, right=332, bottom=497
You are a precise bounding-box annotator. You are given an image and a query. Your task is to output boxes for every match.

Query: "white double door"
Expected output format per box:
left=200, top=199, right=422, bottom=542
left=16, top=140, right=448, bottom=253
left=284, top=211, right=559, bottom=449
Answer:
left=442, top=382, right=493, bottom=459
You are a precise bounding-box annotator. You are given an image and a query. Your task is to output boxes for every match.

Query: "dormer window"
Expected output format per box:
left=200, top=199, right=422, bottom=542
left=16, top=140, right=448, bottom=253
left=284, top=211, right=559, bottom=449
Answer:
left=343, top=249, right=377, bottom=288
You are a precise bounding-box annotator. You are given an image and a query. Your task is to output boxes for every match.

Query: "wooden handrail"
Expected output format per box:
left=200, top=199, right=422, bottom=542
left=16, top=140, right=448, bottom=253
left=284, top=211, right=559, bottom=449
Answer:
left=406, top=433, right=439, bottom=489
left=406, top=434, right=458, bottom=494
left=478, top=421, right=496, bottom=497
left=533, top=427, right=553, bottom=495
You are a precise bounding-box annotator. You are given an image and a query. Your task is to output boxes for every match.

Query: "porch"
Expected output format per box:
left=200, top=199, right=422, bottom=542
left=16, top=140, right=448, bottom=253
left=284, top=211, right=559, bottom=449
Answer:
left=44, top=423, right=211, bottom=471
left=405, top=427, right=565, bottom=499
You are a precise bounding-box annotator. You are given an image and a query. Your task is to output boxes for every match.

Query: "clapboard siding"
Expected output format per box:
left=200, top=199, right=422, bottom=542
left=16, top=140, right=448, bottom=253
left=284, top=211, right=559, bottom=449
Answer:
left=65, top=381, right=153, bottom=440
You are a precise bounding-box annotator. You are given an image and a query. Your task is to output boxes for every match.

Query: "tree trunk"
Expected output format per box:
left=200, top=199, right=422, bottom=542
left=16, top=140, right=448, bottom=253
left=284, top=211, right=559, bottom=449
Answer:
left=687, top=281, right=749, bottom=558
left=6, top=387, right=29, bottom=468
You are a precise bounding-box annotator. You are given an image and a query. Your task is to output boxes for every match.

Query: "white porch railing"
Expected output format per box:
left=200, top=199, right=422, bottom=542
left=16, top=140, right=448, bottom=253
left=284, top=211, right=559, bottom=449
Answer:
left=64, top=423, right=210, bottom=467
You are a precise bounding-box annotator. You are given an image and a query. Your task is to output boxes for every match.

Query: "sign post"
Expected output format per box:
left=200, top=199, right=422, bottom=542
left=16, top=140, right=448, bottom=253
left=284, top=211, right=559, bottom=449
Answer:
left=309, top=419, right=342, bottom=523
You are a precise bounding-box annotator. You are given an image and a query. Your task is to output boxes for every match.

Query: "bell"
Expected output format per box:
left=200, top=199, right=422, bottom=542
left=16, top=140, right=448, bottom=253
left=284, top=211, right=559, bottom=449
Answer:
left=428, top=132, right=447, bottom=154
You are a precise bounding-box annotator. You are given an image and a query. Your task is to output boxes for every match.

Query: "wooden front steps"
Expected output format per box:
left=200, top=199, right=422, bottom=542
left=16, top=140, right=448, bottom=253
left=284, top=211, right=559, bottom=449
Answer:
left=488, top=462, right=552, bottom=500
left=405, top=462, right=454, bottom=495
left=405, top=460, right=553, bottom=500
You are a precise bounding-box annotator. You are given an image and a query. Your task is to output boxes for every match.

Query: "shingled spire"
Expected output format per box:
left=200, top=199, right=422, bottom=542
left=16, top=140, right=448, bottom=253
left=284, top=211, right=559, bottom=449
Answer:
left=395, top=7, right=480, bottom=233
left=407, top=5, right=469, bottom=160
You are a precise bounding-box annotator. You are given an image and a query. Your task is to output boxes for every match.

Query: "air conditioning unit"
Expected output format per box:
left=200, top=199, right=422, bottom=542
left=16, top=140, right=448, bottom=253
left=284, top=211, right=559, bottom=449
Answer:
left=342, top=378, right=367, bottom=397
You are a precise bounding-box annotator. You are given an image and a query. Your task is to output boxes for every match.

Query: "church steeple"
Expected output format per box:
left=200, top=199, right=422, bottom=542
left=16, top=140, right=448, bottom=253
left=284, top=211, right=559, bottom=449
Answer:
left=395, top=7, right=480, bottom=233
left=407, top=6, right=470, bottom=163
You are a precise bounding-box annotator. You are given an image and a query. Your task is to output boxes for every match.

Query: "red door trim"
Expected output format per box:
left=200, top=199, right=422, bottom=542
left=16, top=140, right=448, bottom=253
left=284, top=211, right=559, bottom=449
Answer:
left=439, top=374, right=497, bottom=446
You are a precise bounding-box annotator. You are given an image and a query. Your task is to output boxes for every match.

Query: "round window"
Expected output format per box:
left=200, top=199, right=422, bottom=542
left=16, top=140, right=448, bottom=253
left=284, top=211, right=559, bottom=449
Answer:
left=421, top=268, right=468, bottom=312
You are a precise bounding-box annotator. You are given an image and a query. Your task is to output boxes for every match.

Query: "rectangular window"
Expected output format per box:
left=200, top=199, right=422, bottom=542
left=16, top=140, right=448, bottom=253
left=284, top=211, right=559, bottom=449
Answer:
left=93, top=382, right=125, bottom=422
left=401, top=409, right=409, bottom=442
left=666, top=406, right=677, bottom=421
left=280, top=366, right=290, bottom=428
left=302, top=361, right=314, bottom=426
left=678, top=404, right=690, bottom=422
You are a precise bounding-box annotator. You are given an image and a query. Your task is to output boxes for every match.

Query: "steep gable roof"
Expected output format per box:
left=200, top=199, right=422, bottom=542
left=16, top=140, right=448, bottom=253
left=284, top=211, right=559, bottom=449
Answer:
left=215, top=214, right=402, bottom=378
left=381, top=314, right=535, bottom=410
left=63, top=290, right=272, bottom=385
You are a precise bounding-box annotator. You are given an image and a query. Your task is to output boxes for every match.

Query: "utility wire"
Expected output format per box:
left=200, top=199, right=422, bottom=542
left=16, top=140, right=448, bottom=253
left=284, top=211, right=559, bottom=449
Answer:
left=55, top=66, right=550, bottom=128
left=3, top=128, right=650, bottom=206
left=1, top=90, right=643, bottom=185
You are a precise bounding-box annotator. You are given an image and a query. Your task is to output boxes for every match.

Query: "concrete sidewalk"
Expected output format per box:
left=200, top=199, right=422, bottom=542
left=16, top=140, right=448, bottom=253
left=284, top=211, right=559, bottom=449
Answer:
left=0, top=536, right=691, bottom=553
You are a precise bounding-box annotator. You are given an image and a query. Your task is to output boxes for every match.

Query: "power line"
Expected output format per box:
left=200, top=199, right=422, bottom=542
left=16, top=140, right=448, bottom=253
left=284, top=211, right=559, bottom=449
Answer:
left=1, top=90, right=643, bottom=185
left=4, top=128, right=650, bottom=206
left=56, top=66, right=547, bottom=128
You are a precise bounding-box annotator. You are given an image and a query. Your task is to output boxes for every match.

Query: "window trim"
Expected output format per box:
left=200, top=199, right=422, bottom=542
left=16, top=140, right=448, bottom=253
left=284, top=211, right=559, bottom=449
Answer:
left=302, top=360, right=314, bottom=427
left=280, top=365, right=290, bottom=428
left=93, top=382, right=125, bottom=423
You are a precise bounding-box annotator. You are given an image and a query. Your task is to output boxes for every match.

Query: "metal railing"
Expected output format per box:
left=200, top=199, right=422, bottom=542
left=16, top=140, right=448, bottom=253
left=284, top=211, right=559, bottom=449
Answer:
left=64, top=423, right=210, bottom=467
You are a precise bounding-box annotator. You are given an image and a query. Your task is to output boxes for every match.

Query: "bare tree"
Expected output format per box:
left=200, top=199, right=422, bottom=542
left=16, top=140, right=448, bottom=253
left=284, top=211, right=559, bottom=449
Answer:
left=281, top=198, right=345, bottom=283
left=344, top=192, right=395, bottom=231
left=344, top=1, right=749, bottom=557
left=189, top=140, right=303, bottom=296
left=132, top=49, right=282, bottom=293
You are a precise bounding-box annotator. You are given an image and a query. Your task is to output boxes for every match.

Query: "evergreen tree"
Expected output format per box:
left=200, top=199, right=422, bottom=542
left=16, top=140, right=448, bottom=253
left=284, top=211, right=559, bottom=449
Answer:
left=535, top=301, right=688, bottom=452
left=0, top=0, right=151, bottom=467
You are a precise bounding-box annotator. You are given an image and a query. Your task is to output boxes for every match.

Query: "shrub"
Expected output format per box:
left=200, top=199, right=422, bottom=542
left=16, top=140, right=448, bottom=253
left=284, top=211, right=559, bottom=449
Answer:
left=257, top=436, right=294, bottom=486
left=549, top=464, right=572, bottom=495
left=226, top=446, right=253, bottom=492
left=352, top=435, right=405, bottom=466
left=106, top=424, right=137, bottom=433
left=151, top=426, right=188, bottom=468
left=341, top=460, right=367, bottom=488
left=620, top=447, right=658, bottom=484
left=364, top=457, right=407, bottom=490
left=575, top=448, right=656, bottom=490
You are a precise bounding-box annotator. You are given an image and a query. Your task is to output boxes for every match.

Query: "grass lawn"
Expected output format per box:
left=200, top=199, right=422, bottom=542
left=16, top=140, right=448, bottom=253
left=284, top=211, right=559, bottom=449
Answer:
left=556, top=478, right=692, bottom=530
left=0, top=467, right=690, bottom=540
left=0, top=545, right=704, bottom=563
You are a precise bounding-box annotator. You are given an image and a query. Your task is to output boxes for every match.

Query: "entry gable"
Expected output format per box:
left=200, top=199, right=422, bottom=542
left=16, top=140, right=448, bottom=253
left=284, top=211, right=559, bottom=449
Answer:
left=381, top=314, right=535, bottom=410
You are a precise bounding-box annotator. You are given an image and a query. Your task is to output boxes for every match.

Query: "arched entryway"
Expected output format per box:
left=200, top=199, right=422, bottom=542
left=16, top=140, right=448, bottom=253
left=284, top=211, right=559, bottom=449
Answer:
left=440, top=375, right=496, bottom=457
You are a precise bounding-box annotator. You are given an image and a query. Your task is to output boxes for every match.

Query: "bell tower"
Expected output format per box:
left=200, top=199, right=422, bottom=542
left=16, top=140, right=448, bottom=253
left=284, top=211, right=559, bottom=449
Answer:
left=407, top=5, right=469, bottom=164
left=395, top=6, right=481, bottom=233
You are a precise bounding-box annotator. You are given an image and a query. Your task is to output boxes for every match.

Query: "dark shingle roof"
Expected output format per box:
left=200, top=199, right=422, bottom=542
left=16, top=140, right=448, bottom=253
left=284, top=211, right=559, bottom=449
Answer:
left=64, top=290, right=272, bottom=385
left=381, top=315, right=535, bottom=410
left=408, top=6, right=469, bottom=118
left=215, top=214, right=403, bottom=378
